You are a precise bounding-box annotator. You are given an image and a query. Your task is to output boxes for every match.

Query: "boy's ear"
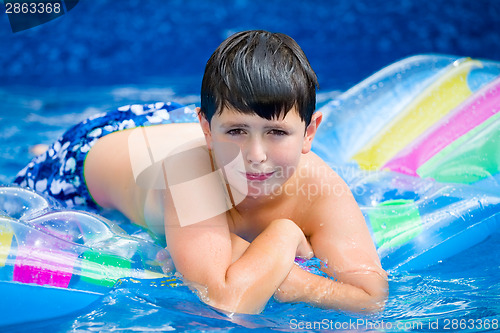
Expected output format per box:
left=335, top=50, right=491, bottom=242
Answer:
left=196, top=107, right=213, bottom=149
left=302, top=111, right=323, bottom=154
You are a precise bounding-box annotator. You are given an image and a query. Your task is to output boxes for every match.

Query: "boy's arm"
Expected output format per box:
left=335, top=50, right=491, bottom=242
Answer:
left=229, top=180, right=388, bottom=313
left=164, top=187, right=310, bottom=314
left=231, top=236, right=387, bottom=313
left=278, top=176, right=388, bottom=312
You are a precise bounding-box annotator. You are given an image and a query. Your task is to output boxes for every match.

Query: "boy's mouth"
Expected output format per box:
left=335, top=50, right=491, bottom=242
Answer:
left=243, top=171, right=274, bottom=181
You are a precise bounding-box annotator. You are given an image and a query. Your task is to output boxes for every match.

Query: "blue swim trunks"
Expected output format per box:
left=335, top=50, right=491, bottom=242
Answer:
left=14, top=102, right=198, bottom=209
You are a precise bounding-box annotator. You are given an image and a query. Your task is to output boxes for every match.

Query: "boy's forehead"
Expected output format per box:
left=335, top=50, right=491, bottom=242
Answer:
left=216, top=106, right=304, bottom=124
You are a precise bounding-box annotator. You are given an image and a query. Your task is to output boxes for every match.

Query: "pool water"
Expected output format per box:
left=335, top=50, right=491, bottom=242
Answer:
left=1, top=83, right=499, bottom=332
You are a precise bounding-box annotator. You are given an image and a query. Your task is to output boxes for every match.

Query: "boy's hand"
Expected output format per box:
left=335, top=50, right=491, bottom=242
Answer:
left=230, top=220, right=313, bottom=261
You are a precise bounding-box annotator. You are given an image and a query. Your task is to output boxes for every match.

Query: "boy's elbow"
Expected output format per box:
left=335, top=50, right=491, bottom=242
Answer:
left=207, top=294, right=266, bottom=315
left=199, top=280, right=266, bottom=315
left=333, top=272, right=388, bottom=313
left=362, top=289, right=388, bottom=313
left=359, top=276, right=389, bottom=313
left=209, top=298, right=264, bottom=315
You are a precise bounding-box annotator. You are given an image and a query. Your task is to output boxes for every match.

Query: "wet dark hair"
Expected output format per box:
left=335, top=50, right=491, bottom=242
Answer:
left=200, top=30, right=318, bottom=126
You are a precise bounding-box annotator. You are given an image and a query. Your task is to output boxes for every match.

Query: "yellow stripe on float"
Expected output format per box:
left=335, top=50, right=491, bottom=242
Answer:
left=352, top=58, right=481, bottom=170
left=0, top=222, right=14, bottom=267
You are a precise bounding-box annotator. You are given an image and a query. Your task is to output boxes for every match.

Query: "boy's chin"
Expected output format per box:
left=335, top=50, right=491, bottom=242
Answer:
left=230, top=182, right=283, bottom=199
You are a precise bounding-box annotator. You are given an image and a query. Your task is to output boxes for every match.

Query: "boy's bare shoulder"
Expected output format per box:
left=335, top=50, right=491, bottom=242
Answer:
left=294, top=152, right=356, bottom=231
left=298, top=152, right=345, bottom=188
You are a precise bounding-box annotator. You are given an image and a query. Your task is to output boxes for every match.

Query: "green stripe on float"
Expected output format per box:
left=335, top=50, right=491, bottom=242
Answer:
left=80, top=250, right=132, bottom=287
left=368, top=199, right=423, bottom=249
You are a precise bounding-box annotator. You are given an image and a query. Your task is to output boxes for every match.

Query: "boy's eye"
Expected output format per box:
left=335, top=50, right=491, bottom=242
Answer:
left=227, top=128, right=246, bottom=135
left=269, top=129, right=288, bottom=136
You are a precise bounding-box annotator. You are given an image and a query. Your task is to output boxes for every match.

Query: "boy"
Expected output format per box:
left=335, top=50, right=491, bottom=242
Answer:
left=15, top=30, right=387, bottom=314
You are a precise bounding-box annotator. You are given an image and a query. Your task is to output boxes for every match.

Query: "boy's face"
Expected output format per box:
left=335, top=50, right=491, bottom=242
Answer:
left=198, top=106, right=321, bottom=198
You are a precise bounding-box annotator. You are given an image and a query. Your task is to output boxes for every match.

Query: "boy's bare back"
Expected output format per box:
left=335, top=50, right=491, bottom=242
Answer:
left=84, top=122, right=204, bottom=229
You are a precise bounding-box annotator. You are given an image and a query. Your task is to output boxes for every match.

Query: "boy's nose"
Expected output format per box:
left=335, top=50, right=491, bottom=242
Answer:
left=245, top=139, right=267, bottom=164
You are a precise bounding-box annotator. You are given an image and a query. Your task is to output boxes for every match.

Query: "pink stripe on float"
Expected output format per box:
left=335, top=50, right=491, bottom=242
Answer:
left=13, top=246, right=77, bottom=288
